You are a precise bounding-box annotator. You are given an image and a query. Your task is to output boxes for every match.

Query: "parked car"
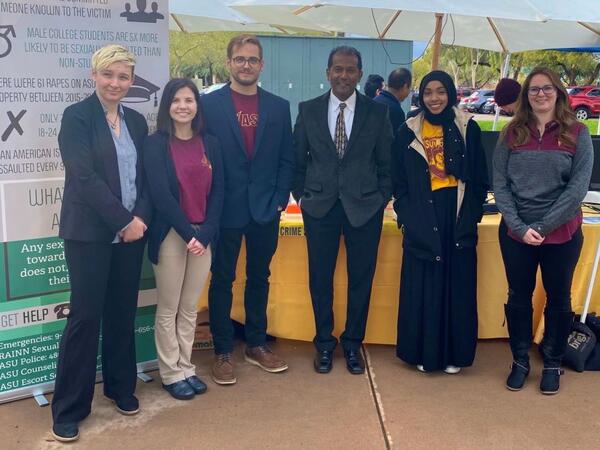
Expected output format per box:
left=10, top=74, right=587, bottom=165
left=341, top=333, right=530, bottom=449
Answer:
left=480, top=97, right=496, bottom=114
left=456, top=87, right=473, bottom=103
left=568, top=85, right=600, bottom=120
left=465, top=89, right=495, bottom=113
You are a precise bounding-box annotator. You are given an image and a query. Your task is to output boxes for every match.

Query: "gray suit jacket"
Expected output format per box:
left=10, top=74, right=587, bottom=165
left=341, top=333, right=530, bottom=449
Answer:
left=293, top=90, right=393, bottom=227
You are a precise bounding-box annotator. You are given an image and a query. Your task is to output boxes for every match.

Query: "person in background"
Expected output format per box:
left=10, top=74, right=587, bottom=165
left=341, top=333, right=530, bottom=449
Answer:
left=293, top=46, right=393, bottom=375
left=364, top=73, right=385, bottom=99
left=392, top=70, right=489, bottom=375
left=200, top=34, right=295, bottom=385
left=374, top=68, right=412, bottom=137
left=144, top=78, right=224, bottom=400
left=51, top=44, right=151, bottom=442
left=493, top=67, right=593, bottom=395
left=494, top=78, right=521, bottom=115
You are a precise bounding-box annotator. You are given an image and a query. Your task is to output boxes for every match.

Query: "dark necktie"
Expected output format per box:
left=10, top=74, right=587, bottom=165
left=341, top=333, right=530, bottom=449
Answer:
left=334, top=102, right=348, bottom=158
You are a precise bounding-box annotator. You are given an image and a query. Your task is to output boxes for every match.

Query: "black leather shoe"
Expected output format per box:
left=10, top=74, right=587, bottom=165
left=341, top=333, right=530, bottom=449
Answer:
left=185, top=375, right=208, bottom=395
left=52, top=422, right=79, bottom=442
left=314, top=350, right=333, bottom=373
left=344, top=349, right=365, bottom=374
left=106, top=394, right=140, bottom=414
left=163, top=380, right=195, bottom=400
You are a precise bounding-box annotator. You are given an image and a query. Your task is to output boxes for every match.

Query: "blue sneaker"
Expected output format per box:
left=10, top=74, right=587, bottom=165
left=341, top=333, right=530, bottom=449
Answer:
left=162, top=380, right=195, bottom=400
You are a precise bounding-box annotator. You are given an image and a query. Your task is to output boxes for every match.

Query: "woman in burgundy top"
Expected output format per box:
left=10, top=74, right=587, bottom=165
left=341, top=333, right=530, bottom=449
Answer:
left=144, top=79, right=224, bottom=400
left=494, top=67, right=593, bottom=394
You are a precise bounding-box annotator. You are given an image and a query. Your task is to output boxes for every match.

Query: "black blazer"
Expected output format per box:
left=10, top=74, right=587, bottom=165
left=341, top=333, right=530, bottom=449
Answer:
left=143, top=131, right=224, bottom=264
left=199, top=84, right=295, bottom=228
left=293, top=90, right=393, bottom=228
left=392, top=111, right=489, bottom=262
left=58, top=93, right=151, bottom=242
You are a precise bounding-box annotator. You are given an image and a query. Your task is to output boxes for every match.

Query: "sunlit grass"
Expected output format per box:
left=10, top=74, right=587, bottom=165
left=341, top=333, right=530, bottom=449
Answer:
left=476, top=118, right=598, bottom=135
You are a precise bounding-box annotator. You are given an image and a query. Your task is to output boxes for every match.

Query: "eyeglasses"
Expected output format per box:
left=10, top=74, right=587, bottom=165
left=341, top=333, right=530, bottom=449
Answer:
left=231, top=56, right=261, bottom=67
left=528, top=85, right=556, bottom=96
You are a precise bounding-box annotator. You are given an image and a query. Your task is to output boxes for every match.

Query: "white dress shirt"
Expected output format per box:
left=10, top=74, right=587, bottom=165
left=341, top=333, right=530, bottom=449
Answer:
left=328, top=90, right=356, bottom=142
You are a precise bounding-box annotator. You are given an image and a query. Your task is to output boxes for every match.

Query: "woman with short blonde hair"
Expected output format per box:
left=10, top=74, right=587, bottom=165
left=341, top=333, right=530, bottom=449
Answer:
left=51, top=44, right=150, bottom=442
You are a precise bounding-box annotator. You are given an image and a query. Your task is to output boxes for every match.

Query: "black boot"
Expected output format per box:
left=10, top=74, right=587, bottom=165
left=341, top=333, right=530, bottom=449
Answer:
left=504, top=303, right=533, bottom=391
left=539, top=309, right=574, bottom=395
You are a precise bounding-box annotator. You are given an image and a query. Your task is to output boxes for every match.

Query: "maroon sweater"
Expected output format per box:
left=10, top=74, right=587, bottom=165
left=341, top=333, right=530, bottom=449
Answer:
left=169, top=135, right=213, bottom=224
left=493, top=121, right=593, bottom=244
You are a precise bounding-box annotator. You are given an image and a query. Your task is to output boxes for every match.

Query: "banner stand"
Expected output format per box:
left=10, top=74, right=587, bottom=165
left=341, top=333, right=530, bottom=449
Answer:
left=0, top=0, right=169, bottom=404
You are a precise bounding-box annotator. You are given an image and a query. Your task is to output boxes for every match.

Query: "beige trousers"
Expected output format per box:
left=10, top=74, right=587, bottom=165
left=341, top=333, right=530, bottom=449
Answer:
left=153, top=229, right=211, bottom=384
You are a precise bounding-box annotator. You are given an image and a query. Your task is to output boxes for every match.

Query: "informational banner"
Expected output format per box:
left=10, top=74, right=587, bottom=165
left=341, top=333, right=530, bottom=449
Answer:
left=0, top=0, right=169, bottom=403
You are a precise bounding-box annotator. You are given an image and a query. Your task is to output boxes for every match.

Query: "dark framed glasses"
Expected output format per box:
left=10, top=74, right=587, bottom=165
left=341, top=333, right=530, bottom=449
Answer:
left=528, top=85, right=556, bottom=96
left=231, top=56, right=261, bottom=67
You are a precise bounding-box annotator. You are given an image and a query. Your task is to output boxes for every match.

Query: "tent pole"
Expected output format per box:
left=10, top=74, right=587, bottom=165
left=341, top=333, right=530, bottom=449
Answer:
left=431, top=13, right=444, bottom=70
left=493, top=52, right=511, bottom=132
left=170, top=14, right=187, bottom=32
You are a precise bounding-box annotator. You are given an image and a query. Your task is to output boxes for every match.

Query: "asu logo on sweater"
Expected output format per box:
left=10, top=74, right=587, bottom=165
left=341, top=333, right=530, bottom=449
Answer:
left=236, top=111, right=258, bottom=128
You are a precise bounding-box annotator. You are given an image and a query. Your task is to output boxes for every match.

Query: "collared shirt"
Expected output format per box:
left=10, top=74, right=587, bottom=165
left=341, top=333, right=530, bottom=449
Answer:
left=103, top=103, right=137, bottom=243
left=328, top=90, right=356, bottom=142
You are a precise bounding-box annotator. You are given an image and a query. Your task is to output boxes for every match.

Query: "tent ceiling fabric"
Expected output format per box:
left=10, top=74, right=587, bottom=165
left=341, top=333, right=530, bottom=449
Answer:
left=169, top=0, right=287, bottom=32
left=229, top=1, right=600, bottom=52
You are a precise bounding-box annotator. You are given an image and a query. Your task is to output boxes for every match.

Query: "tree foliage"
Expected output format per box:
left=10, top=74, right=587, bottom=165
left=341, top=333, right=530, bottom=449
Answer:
left=516, top=50, right=600, bottom=86
left=169, top=31, right=238, bottom=85
left=412, top=44, right=600, bottom=89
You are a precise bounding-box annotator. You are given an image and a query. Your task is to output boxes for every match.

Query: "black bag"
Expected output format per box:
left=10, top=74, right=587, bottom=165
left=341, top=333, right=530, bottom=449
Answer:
left=564, top=320, right=597, bottom=372
left=584, top=314, right=600, bottom=371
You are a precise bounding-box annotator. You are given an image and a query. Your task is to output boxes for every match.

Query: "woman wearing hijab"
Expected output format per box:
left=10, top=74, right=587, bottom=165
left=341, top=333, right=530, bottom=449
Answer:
left=493, top=67, right=593, bottom=394
left=392, top=70, right=489, bottom=373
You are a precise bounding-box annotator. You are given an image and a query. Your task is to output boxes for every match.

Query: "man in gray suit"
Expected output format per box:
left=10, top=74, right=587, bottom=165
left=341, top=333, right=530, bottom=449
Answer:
left=293, top=46, right=393, bottom=375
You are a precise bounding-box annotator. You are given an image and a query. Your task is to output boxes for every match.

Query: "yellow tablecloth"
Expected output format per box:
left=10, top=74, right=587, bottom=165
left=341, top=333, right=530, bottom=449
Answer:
left=198, top=213, right=600, bottom=345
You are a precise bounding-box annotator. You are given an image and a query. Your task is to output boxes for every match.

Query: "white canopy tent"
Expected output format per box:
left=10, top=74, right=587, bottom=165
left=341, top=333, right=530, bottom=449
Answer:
left=230, top=1, right=600, bottom=131
left=229, top=1, right=600, bottom=54
left=169, top=1, right=600, bottom=131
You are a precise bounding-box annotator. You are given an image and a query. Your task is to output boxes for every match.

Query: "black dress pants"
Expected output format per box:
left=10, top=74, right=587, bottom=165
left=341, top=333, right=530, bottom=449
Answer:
left=52, top=238, right=146, bottom=425
left=302, top=200, right=384, bottom=352
left=208, top=216, right=280, bottom=355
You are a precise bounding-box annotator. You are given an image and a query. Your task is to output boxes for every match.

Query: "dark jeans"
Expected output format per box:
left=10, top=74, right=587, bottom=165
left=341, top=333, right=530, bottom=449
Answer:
left=208, top=216, right=280, bottom=355
left=303, top=200, right=384, bottom=352
left=498, top=220, right=583, bottom=312
left=52, top=238, right=146, bottom=425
